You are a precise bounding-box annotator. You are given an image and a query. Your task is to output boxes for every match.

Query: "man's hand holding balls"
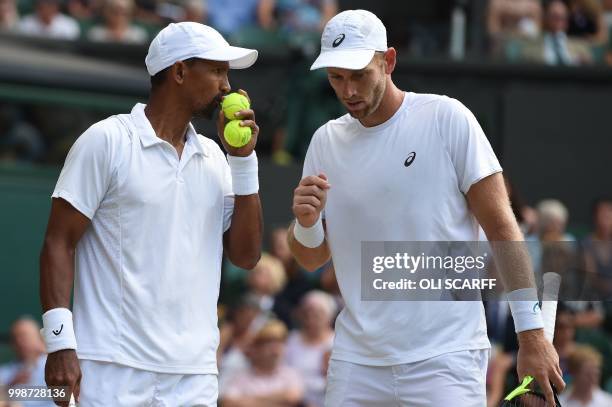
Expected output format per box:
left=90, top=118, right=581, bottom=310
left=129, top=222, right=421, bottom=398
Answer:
left=217, top=90, right=258, bottom=156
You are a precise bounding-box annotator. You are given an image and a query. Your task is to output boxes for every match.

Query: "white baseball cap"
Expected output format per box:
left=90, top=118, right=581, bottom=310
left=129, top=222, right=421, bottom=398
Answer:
left=145, top=22, right=258, bottom=76
left=310, top=9, right=387, bottom=71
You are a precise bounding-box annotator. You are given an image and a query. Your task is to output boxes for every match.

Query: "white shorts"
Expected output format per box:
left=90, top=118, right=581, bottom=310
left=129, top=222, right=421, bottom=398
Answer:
left=324, top=349, right=489, bottom=407
left=79, top=360, right=218, bottom=407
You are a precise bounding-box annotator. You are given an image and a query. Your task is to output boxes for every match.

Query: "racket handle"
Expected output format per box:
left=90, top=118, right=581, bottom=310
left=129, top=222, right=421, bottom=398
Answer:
left=541, top=272, right=561, bottom=343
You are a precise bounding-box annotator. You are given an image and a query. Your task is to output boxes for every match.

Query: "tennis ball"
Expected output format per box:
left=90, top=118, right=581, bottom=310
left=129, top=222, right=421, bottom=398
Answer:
left=224, top=120, right=252, bottom=148
left=221, top=92, right=250, bottom=120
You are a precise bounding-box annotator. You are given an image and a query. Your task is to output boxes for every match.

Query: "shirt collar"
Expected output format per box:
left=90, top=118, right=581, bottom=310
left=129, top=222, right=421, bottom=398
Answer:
left=130, top=103, right=208, bottom=157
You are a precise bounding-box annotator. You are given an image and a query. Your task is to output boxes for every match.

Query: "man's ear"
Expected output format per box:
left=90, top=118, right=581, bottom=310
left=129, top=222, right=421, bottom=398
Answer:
left=171, top=61, right=187, bottom=85
left=384, top=48, right=397, bottom=75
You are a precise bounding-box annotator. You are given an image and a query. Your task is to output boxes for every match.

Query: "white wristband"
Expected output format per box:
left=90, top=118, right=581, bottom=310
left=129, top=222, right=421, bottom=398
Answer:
left=227, top=152, right=259, bottom=196
left=293, top=217, right=324, bottom=248
left=42, top=308, right=77, bottom=353
left=507, top=288, right=544, bottom=333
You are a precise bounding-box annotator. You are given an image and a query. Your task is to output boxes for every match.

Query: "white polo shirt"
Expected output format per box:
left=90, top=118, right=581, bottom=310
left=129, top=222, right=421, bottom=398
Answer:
left=302, top=92, right=502, bottom=366
left=52, top=103, right=234, bottom=374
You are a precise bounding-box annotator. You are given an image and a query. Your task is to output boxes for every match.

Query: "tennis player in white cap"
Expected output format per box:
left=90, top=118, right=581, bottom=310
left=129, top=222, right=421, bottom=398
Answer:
left=40, top=22, right=262, bottom=406
left=288, top=9, right=564, bottom=406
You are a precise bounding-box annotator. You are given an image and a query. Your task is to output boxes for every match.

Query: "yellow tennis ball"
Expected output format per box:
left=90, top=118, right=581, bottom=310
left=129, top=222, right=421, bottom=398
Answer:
left=221, top=92, right=250, bottom=120
left=224, top=120, right=252, bottom=148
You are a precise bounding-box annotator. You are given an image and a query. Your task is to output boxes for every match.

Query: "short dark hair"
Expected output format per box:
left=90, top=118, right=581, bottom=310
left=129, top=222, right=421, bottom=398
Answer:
left=149, top=57, right=200, bottom=90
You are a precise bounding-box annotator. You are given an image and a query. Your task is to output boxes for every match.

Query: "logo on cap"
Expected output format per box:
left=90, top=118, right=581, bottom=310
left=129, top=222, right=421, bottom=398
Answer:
left=332, top=34, right=346, bottom=48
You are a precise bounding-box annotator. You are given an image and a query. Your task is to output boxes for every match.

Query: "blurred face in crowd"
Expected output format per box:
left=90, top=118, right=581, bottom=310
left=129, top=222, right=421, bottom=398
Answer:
left=545, top=0, right=569, bottom=34
left=572, top=359, right=601, bottom=391
left=0, top=0, right=17, bottom=26
left=300, top=296, right=332, bottom=336
left=326, top=51, right=389, bottom=120
left=248, top=338, right=285, bottom=372
left=232, top=304, right=259, bottom=336
left=177, top=59, right=230, bottom=119
left=248, top=264, right=272, bottom=295
left=104, top=0, right=132, bottom=29
left=36, top=0, right=60, bottom=25
left=594, top=201, right=612, bottom=236
left=11, top=319, right=45, bottom=362
left=553, top=312, right=575, bottom=348
left=270, top=228, right=292, bottom=264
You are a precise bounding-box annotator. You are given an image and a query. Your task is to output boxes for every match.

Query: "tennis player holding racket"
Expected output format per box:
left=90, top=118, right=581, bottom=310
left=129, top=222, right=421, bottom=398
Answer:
left=289, top=10, right=565, bottom=406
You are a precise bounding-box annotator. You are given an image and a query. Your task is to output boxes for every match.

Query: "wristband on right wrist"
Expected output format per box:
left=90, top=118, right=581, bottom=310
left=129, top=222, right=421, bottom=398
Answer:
left=293, top=217, right=324, bottom=248
left=507, top=288, right=544, bottom=333
left=42, top=308, right=77, bottom=353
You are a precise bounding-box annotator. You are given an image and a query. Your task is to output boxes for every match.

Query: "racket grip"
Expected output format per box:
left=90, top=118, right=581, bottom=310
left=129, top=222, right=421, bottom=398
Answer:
left=541, top=272, right=561, bottom=343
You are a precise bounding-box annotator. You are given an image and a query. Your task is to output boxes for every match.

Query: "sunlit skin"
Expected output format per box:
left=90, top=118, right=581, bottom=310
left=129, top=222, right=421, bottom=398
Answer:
left=326, top=48, right=404, bottom=128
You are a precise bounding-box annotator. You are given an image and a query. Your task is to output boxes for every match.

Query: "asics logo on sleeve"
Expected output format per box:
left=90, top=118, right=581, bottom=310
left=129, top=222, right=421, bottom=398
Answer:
left=52, top=324, right=64, bottom=336
left=404, top=152, right=416, bottom=167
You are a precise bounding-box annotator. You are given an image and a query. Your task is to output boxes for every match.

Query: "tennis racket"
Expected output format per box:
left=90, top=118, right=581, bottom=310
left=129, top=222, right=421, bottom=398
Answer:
left=499, top=272, right=562, bottom=407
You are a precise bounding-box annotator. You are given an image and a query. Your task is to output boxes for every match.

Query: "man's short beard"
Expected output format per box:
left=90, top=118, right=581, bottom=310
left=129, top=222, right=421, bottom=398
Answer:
left=199, top=93, right=223, bottom=119
left=347, top=76, right=386, bottom=119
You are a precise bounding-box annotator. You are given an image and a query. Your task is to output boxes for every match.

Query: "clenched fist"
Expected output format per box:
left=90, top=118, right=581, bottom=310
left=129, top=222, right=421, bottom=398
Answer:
left=292, top=174, right=330, bottom=227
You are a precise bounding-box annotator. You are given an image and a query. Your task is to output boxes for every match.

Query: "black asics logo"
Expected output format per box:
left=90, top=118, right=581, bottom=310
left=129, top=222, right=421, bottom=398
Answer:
left=404, top=152, right=416, bottom=167
left=52, top=324, right=63, bottom=336
left=332, top=34, right=345, bottom=48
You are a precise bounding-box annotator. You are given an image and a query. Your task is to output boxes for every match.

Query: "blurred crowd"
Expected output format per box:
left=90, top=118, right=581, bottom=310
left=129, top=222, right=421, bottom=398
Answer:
left=2, top=1, right=612, bottom=166
left=0, top=0, right=611, bottom=64
left=2, top=192, right=610, bottom=406
left=488, top=0, right=612, bottom=65
left=0, top=0, right=337, bottom=44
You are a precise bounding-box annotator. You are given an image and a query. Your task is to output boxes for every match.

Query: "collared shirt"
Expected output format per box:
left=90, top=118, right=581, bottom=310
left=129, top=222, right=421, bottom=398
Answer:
left=52, top=103, right=234, bottom=374
left=544, top=32, right=575, bottom=66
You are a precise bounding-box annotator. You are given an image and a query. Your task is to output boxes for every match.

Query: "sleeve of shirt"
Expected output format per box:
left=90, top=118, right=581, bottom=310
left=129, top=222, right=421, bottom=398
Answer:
left=51, top=121, right=116, bottom=219
left=220, top=149, right=235, bottom=233
left=302, top=127, right=326, bottom=219
left=436, top=97, right=503, bottom=194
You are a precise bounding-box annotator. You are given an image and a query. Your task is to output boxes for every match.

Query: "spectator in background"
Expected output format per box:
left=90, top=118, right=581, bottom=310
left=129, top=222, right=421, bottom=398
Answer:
left=180, top=0, right=205, bottom=23
left=221, top=319, right=304, bottom=407
left=247, top=252, right=287, bottom=315
left=567, top=0, right=608, bottom=45
left=0, top=0, right=18, bottom=30
left=207, top=0, right=272, bottom=36
left=554, top=305, right=578, bottom=383
left=269, top=226, right=315, bottom=329
left=66, top=0, right=94, bottom=21
left=487, top=0, right=542, bottom=40
left=18, top=0, right=80, bottom=39
left=87, top=0, right=147, bottom=43
left=272, top=0, right=337, bottom=33
left=583, top=197, right=612, bottom=299
left=504, top=174, right=538, bottom=236
left=559, top=345, right=612, bottom=407
left=0, top=317, right=55, bottom=407
left=536, top=199, right=575, bottom=242
left=285, top=290, right=335, bottom=407
left=218, top=295, right=267, bottom=394
left=519, top=0, right=592, bottom=65
left=0, top=105, right=44, bottom=163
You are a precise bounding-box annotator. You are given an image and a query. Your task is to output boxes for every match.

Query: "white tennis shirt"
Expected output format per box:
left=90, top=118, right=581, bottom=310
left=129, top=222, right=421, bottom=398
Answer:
left=302, top=92, right=502, bottom=366
left=52, top=103, right=234, bottom=374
